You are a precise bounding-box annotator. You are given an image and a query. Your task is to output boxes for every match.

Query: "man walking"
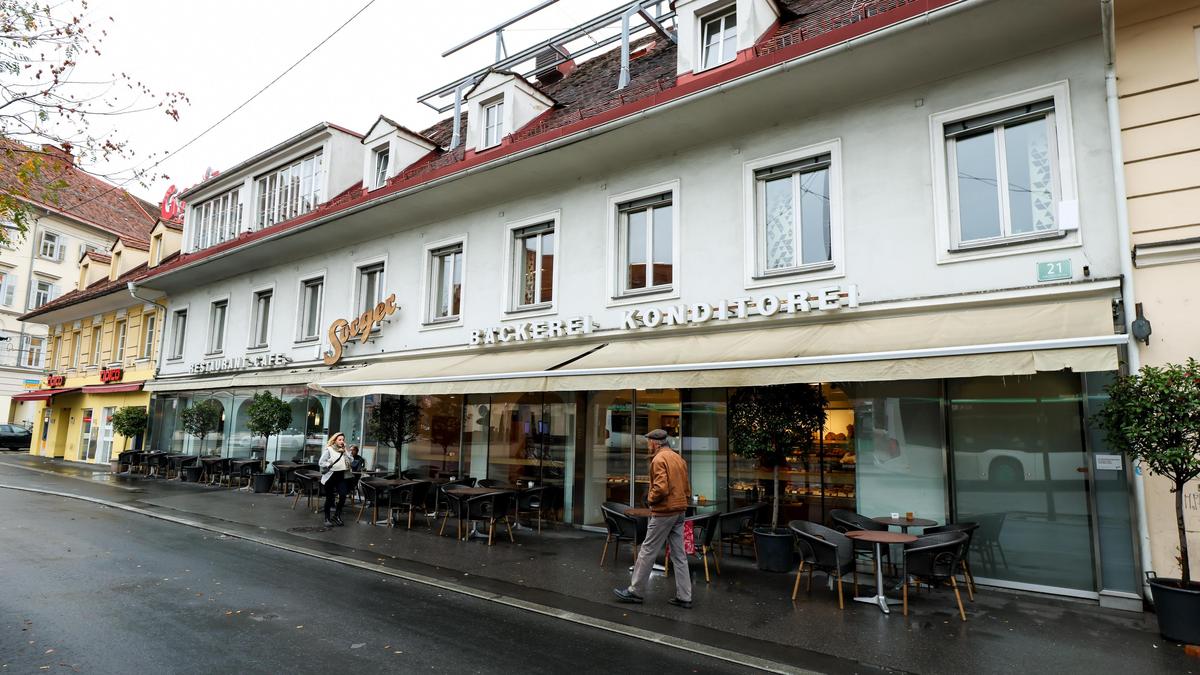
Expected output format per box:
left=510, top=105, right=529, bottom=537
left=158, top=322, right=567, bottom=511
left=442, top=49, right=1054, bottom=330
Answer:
left=613, top=428, right=693, bottom=609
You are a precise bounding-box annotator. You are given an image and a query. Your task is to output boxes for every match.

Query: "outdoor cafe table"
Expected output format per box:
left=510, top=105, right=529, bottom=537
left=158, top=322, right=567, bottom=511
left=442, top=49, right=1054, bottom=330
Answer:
left=444, top=487, right=509, bottom=539
left=198, top=456, right=225, bottom=484
left=165, top=454, right=196, bottom=479
left=229, top=458, right=264, bottom=489
left=872, top=516, right=938, bottom=534
left=846, top=530, right=917, bottom=614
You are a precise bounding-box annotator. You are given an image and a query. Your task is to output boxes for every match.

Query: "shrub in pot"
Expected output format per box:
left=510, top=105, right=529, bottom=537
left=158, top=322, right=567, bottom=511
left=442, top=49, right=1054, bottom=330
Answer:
left=729, top=384, right=827, bottom=572
left=1097, top=358, right=1200, bottom=644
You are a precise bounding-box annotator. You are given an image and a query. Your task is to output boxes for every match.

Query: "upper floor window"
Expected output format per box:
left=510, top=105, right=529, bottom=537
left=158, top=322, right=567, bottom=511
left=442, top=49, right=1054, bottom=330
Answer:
left=29, top=279, right=55, bottom=309
left=141, top=313, right=157, bottom=358
left=113, top=319, right=127, bottom=362
left=38, top=231, right=64, bottom=261
left=356, top=263, right=384, bottom=316
left=191, top=187, right=242, bottom=251
left=298, top=277, right=324, bottom=342
left=250, top=289, right=272, bottom=348
left=0, top=269, right=17, bottom=306
left=483, top=100, right=504, bottom=148
left=20, top=335, right=43, bottom=369
left=372, top=146, right=390, bottom=188
left=207, top=300, right=227, bottom=354
left=617, top=191, right=673, bottom=296
left=170, top=310, right=187, bottom=360
left=70, top=331, right=81, bottom=369
left=429, top=244, right=463, bottom=322
left=754, top=153, right=833, bottom=275
left=701, top=7, right=737, bottom=70
left=91, top=328, right=102, bottom=365
left=256, top=151, right=323, bottom=229
left=512, top=222, right=554, bottom=309
left=151, top=233, right=164, bottom=266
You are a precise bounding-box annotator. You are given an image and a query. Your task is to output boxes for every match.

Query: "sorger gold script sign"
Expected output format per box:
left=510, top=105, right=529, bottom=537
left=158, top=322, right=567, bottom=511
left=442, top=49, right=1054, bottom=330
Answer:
left=324, top=293, right=399, bottom=365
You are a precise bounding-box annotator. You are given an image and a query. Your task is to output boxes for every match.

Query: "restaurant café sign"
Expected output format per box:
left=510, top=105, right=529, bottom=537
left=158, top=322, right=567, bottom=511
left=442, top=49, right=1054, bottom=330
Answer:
left=469, top=285, right=860, bottom=346
left=191, top=354, right=293, bottom=375
left=322, top=293, right=399, bottom=366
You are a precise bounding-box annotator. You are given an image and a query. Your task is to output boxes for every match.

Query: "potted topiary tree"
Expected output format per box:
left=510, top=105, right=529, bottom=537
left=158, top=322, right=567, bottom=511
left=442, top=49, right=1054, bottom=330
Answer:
left=245, top=391, right=292, bottom=492
left=110, top=406, right=148, bottom=473
left=1098, top=359, right=1200, bottom=645
left=728, top=383, right=827, bottom=572
left=180, top=399, right=223, bottom=457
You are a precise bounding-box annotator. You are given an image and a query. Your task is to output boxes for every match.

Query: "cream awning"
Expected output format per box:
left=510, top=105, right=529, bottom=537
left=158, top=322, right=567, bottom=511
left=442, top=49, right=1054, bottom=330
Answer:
left=313, top=296, right=1124, bottom=396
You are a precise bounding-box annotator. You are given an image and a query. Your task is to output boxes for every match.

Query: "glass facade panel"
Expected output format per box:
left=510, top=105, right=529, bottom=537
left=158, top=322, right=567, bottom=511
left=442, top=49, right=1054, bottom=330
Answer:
left=1083, top=372, right=1139, bottom=594
left=401, top=395, right=464, bottom=478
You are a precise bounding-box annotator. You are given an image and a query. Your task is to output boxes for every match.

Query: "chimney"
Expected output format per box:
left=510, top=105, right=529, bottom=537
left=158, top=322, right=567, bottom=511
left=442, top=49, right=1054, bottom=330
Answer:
left=41, top=144, right=74, bottom=166
left=534, top=45, right=573, bottom=85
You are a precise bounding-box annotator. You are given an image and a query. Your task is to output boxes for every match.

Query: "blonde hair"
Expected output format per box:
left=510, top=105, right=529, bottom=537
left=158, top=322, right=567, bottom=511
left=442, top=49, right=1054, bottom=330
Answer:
left=326, top=432, right=345, bottom=447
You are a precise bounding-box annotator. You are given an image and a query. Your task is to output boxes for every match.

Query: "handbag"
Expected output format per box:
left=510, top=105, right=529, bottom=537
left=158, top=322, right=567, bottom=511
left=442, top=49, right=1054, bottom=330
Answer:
left=322, top=451, right=346, bottom=475
left=683, top=519, right=696, bottom=555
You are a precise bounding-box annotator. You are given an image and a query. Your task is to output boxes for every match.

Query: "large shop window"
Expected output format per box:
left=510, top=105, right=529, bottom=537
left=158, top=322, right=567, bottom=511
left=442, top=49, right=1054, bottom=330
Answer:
left=256, top=151, right=324, bottom=229
left=428, top=244, right=463, bottom=322
left=512, top=221, right=554, bottom=309
left=754, top=153, right=833, bottom=276
left=616, top=192, right=673, bottom=297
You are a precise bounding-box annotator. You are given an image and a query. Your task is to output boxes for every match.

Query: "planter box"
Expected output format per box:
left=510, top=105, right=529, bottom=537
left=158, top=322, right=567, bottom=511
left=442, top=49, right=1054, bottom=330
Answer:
left=1149, top=574, right=1200, bottom=645
left=754, top=527, right=796, bottom=573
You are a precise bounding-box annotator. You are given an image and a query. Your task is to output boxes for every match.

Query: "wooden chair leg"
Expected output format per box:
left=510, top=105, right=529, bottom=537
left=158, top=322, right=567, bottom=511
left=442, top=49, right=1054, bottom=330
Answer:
left=836, top=570, right=844, bottom=610
left=962, top=559, right=976, bottom=599
left=951, top=577, right=967, bottom=621
left=355, top=499, right=366, bottom=522
left=903, top=578, right=909, bottom=616
left=291, top=489, right=302, bottom=510
left=702, top=547, right=711, bottom=583
left=408, top=509, right=414, bottom=530
left=439, top=511, right=451, bottom=536
left=505, top=517, right=514, bottom=543
left=601, top=536, right=611, bottom=567
left=853, top=565, right=859, bottom=596
left=487, top=520, right=495, bottom=546
left=807, top=565, right=814, bottom=592
left=792, top=561, right=805, bottom=600
left=961, top=560, right=975, bottom=602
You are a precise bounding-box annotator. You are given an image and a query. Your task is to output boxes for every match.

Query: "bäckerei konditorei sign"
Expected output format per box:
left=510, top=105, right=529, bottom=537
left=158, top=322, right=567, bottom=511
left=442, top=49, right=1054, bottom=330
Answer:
left=469, top=285, right=859, bottom=346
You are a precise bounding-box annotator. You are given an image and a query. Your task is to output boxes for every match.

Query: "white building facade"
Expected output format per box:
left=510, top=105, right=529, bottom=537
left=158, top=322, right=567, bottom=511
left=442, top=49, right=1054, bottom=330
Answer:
left=139, top=0, right=1142, bottom=606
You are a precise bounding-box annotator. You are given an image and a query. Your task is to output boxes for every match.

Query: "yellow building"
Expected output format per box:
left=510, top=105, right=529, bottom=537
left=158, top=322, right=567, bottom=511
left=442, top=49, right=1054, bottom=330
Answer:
left=16, top=219, right=181, bottom=464
left=1114, top=0, right=1200, bottom=583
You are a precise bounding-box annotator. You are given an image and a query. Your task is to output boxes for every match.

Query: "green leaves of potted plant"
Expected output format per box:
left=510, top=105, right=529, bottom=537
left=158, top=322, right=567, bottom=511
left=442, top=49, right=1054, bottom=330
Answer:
left=110, top=406, right=148, bottom=472
left=245, top=391, right=292, bottom=492
left=729, top=383, right=827, bottom=572
left=1097, top=359, right=1200, bottom=644
left=180, top=399, right=223, bottom=456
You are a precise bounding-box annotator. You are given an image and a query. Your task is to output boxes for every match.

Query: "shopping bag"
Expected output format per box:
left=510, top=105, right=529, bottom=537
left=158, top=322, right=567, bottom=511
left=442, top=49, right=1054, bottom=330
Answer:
left=683, top=518, right=696, bottom=555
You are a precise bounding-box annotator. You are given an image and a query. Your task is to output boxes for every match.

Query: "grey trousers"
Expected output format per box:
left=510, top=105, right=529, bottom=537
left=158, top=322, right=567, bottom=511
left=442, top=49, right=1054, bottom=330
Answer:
left=628, top=512, right=692, bottom=602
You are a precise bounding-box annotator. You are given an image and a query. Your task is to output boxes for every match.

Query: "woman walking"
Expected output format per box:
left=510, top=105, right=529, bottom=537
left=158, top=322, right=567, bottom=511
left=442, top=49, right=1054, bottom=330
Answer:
left=319, top=432, right=351, bottom=527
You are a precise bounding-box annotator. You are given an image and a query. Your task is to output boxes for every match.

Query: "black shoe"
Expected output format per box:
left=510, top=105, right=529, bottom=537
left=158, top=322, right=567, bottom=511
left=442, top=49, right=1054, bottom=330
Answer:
left=323, top=518, right=334, bottom=528
left=668, top=597, right=693, bottom=609
left=612, top=588, right=643, bottom=604
left=333, top=515, right=345, bottom=526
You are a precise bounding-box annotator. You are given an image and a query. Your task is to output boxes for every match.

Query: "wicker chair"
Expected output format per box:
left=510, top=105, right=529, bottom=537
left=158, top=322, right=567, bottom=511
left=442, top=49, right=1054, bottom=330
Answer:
left=789, top=520, right=857, bottom=609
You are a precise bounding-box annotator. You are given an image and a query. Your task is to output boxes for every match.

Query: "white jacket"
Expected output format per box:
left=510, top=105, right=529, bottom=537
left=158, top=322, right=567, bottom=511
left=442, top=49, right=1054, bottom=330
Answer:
left=319, top=446, right=350, bottom=484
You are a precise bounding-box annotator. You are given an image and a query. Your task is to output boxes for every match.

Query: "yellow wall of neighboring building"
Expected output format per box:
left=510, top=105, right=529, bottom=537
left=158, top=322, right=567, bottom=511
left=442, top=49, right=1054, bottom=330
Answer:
left=1116, top=0, right=1200, bottom=581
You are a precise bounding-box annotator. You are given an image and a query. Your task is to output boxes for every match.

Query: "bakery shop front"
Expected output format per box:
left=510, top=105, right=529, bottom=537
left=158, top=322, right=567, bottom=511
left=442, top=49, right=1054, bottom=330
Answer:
left=316, top=289, right=1140, bottom=601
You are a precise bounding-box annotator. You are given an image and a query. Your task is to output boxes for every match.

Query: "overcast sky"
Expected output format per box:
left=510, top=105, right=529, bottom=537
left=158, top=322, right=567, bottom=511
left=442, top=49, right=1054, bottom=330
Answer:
left=83, top=0, right=620, bottom=207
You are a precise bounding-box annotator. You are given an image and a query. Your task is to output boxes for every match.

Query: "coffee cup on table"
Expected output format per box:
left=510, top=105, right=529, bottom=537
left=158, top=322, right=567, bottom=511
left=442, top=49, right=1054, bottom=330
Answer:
left=890, top=512, right=900, bottom=520
left=905, top=511, right=914, bottom=521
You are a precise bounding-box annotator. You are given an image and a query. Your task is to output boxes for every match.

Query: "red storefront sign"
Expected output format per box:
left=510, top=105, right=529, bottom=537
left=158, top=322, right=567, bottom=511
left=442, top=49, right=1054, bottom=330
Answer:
left=46, top=374, right=65, bottom=388
left=99, top=367, right=124, bottom=384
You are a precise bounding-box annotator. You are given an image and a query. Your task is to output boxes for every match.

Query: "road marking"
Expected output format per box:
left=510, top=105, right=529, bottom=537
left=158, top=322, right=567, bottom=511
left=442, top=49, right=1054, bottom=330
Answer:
left=0, top=460, right=142, bottom=492
left=0, top=482, right=819, bottom=675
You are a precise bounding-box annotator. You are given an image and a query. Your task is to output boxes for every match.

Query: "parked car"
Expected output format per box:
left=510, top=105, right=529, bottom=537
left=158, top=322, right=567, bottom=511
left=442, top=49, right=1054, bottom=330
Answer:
left=0, top=424, right=32, bottom=450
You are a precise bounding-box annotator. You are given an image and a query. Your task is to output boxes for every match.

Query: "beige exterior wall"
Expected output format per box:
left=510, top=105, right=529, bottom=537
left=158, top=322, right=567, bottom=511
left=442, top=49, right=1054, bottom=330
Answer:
left=1117, top=0, right=1200, bottom=581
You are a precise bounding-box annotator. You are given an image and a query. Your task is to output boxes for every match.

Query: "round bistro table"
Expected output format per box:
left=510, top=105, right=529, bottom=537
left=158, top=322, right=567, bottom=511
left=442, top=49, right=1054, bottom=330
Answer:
left=846, top=530, right=917, bottom=614
left=872, top=516, right=938, bottom=534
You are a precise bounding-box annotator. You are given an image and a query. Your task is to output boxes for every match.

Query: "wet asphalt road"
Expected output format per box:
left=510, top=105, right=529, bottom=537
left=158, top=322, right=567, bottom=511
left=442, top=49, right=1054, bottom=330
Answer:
left=0, top=490, right=762, bottom=674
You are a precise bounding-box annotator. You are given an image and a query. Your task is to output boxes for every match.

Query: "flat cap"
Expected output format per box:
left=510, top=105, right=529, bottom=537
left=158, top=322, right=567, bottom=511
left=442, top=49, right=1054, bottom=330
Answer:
left=646, top=428, right=669, bottom=441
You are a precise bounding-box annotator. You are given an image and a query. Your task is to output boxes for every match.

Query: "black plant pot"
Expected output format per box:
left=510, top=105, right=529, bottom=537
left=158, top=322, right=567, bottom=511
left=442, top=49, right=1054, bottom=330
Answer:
left=1149, top=574, right=1200, bottom=644
left=181, top=466, right=203, bottom=482
left=753, top=527, right=795, bottom=572
left=252, top=473, right=274, bottom=494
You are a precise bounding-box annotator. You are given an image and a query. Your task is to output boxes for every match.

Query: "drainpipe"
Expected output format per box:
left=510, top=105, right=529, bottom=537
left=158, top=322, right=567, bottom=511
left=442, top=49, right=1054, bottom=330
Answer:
left=1100, top=0, right=1154, bottom=602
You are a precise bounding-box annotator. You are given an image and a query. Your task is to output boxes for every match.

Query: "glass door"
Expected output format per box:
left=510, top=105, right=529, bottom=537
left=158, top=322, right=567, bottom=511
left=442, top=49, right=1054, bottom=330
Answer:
left=98, top=407, right=115, bottom=463
left=79, top=408, right=96, bottom=461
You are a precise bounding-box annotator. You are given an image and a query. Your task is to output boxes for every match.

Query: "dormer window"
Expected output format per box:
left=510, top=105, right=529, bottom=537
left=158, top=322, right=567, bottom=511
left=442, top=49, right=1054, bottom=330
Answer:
left=191, top=187, right=242, bottom=251
left=701, top=7, right=737, bottom=70
left=372, top=146, right=390, bottom=189
left=256, top=151, right=323, bottom=229
left=483, top=100, right=504, bottom=148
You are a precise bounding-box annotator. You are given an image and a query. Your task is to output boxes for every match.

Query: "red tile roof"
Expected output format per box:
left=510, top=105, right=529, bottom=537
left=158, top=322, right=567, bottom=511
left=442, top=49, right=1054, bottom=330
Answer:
left=19, top=250, right=181, bottom=321
left=145, top=0, right=956, bottom=281
left=0, top=140, right=158, bottom=244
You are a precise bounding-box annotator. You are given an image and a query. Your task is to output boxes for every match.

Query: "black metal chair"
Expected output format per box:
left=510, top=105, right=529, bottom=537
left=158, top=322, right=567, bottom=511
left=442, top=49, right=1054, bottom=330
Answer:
left=462, top=491, right=516, bottom=545
left=789, top=520, right=857, bottom=609
left=390, top=481, right=433, bottom=529
left=515, top=485, right=562, bottom=533
left=291, top=470, right=322, bottom=512
left=436, top=480, right=476, bottom=538
left=973, top=512, right=1008, bottom=575
left=356, top=478, right=392, bottom=524
left=924, top=522, right=979, bottom=600
left=829, top=508, right=893, bottom=574
left=599, top=502, right=641, bottom=567
left=226, top=460, right=256, bottom=488
left=476, top=478, right=506, bottom=488
left=685, top=511, right=721, bottom=582
left=902, top=531, right=970, bottom=621
left=716, top=502, right=765, bottom=562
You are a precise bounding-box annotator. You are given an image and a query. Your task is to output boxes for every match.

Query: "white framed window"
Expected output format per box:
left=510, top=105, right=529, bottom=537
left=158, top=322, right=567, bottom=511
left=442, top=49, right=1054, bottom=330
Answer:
left=508, top=218, right=557, bottom=311
left=427, top=242, right=464, bottom=323
left=356, top=262, right=385, bottom=316
left=207, top=300, right=227, bottom=354
left=77, top=242, right=101, bottom=262
left=256, top=151, right=324, bottom=229
left=141, top=313, right=157, bottom=358
left=91, top=328, right=102, bottom=365
left=70, top=331, right=81, bottom=369
left=700, top=6, right=737, bottom=70
left=297, top=276, right=324, bottom=342
left=743, top=139, right=844, bottom=285
left=930, top=82, right=1078, bottom=263
left=372, top=146, right=390, bottom=188
left=30, top=279, right=55, bottom=309
left=170, top=309, right=187, bottom=360
left=249, top=289, right=273, bottom=348
left=151, top=234, right=164, bottom=266
left=191, top=187, right=242, bottom=251
left=38, top=231, right=65, bottom=261
left=607, top=181, right=680, bottom=301
left=20, top=335, right=43, bottom=369
left=483, top=100, right=504, bottom=148
left=113, top=320, right=127, bottom=362
left=0, top=269, right=17, bottom=306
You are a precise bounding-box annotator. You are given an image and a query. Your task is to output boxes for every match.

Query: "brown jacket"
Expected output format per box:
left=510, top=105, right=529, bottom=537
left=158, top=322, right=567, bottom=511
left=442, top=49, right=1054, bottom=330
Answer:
left=647, top=447, right=691, bottom=514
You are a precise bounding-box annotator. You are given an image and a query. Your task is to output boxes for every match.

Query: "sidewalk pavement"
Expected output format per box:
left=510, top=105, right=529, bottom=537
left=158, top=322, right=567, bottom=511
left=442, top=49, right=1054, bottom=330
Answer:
left=1, top=452, right=1194, bottom=675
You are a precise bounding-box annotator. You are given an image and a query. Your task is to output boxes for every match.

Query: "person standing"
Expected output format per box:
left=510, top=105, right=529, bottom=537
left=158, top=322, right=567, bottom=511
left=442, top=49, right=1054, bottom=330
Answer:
left=319, top=432, right=351, bottom=527
left=613, top=428, right=693, bottom=609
